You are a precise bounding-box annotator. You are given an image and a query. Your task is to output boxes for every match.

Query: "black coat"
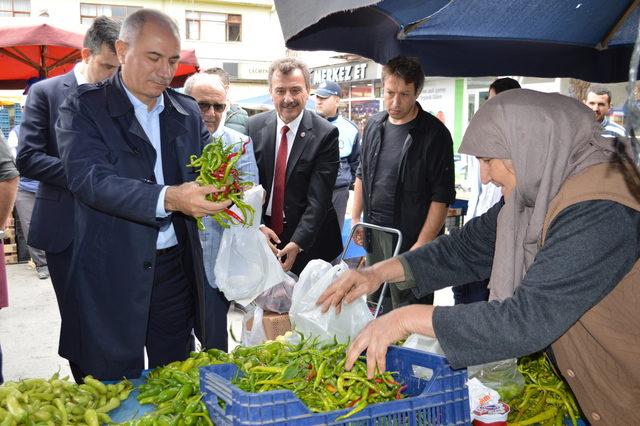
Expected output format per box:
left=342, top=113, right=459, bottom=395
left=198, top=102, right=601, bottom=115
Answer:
left=56, top=71, right=209, bottom=380
left=247, top=110, right=343, bottom=274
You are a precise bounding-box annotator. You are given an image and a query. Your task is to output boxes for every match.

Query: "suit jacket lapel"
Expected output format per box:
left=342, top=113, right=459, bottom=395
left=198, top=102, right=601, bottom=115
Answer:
left=261, top=112, right=277, bottom=197
left=286, top=110, right=313, bottom=182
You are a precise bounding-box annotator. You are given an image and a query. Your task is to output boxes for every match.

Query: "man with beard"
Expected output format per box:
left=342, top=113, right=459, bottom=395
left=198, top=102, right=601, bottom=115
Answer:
left=247, top=58, right=342, bottom=275
left=56, top=9, right=230, bottom=381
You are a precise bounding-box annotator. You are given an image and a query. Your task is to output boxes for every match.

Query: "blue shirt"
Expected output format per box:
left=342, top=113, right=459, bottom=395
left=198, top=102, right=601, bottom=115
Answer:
left=122, top=84, right=178, bottom=249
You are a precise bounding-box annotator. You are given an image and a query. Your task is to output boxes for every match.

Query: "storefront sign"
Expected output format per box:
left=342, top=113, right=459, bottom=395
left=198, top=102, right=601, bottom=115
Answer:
left=238, top=63, right=269, bottom=80
left=312, top=63, right=372, bottom=85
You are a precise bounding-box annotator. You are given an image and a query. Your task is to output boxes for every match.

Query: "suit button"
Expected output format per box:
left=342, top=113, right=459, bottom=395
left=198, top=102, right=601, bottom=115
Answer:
left=566, top=369, right=575, bottom=378
left=143, top=261, right=152, bottom=270
left=591, top=412, right=601, bottom=422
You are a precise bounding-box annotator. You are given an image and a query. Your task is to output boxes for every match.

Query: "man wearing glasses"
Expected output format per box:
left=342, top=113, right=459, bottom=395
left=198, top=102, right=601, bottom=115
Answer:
left=183, top=72, right=258, bottom=350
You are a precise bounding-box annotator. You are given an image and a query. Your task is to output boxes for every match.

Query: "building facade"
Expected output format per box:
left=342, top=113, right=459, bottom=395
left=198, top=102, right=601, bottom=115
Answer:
left=1, top=0, right=286, bottom=100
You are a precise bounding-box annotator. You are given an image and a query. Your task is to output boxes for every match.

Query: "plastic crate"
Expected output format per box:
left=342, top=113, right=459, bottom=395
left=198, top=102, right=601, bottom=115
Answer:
left=200, top=346, right=470, bottom=425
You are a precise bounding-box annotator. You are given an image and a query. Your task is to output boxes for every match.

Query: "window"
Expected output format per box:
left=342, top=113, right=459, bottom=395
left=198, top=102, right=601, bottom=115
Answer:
left=0, top=0, right=30, bottom=17
left=80, top=3, right=142, bottom=25
left=186, top=11, right=241, bottom=42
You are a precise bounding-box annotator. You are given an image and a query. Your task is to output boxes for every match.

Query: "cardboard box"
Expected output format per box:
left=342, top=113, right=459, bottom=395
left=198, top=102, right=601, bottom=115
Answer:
left=3, top=243, right=16, bottom=254
left=246, top=310, right=292, bottom=341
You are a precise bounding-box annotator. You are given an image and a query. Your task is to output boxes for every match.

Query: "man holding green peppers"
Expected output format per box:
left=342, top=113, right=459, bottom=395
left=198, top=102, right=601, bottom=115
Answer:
left=56, top=9, right=231, bottom=380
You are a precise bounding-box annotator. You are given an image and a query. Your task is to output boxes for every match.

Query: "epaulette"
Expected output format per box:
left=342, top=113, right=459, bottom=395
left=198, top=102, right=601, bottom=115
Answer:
left=75, top=80, right=107, bottom=95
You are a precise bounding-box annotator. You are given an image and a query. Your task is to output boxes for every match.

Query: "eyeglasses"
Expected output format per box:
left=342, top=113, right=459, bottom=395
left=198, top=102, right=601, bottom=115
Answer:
left=197, top=102, right=226, bottom=113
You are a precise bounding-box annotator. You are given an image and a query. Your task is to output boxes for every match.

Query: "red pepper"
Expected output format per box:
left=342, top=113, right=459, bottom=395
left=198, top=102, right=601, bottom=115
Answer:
left=227, top=152, right=237, bottom=161
left=223, top=208, right=244, bottom=224
left=241, top=140, right=250, bottom=154
left=395, top=384, right=408, bottom=400
left=347, top=398, right=360, bottom=408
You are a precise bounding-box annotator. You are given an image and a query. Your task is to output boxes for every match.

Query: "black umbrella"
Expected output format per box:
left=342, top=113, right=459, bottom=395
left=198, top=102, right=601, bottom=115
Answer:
left=275, top=0, right=640, bottom=83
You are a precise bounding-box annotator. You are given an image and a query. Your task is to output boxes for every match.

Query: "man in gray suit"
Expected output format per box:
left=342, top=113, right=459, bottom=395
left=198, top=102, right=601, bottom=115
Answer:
left=183, top=72, right=259, bottom=350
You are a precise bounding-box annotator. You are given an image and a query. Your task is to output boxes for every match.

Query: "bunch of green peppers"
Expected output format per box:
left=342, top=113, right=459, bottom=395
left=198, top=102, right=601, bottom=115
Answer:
left=0, top=373, right=132, bottom=425
left=507, top=353, right=582, bottom=426
left=186, top=136, right=255, bottom=230
left=231, top=335, right=406, bottom=421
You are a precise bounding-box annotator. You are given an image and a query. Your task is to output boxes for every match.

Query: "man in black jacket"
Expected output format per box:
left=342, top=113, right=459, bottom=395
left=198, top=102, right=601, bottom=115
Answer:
left=351, top=56, right=455, bottom=311
left=248, top=58, right=342, bottom=275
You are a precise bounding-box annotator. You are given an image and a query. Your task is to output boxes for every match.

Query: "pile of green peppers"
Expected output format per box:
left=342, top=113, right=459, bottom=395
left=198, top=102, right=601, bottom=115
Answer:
left=232, top=336, right=406, bottom=420
left=119, top=349, right=231, bottom=426
left=507, top=353, right=582, bottom=426
left=123, top=335, right=406, bottom=425
left=0, top=373, right=132, bottom=425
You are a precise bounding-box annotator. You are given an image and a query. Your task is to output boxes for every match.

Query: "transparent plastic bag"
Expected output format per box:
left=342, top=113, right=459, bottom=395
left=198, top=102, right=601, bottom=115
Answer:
left=254, top=272, right=297, bottom=314
left=241, top=305, right=268, bottom=346
left=289, top=259, right=373, bottom=343
left=467, top=358, right=525, bottom=402
left=215, top=185, right=289, bottom=306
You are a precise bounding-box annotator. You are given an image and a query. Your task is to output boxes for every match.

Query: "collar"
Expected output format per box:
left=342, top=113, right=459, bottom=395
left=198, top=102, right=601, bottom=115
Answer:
left=277, top=110, right=304, bottom=137
left=122, top=79, right=164, bottom=114
left=600, top=115, right=610, bottom=128
left=327, top=112, right=339, bottom=122
left=73, top=62, right=88, bottom=86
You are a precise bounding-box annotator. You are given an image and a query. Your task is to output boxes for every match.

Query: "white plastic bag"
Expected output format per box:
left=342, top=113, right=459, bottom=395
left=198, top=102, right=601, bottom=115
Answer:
left=215, top=185, right=289, bottom=306
left=289, top=259, right=373, bottom=343
left=241, top=305, right=268, bottom=346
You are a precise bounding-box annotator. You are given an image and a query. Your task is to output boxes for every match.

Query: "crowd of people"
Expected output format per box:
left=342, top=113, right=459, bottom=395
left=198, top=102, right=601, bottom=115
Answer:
left=0, top=6, right=638, bottom=424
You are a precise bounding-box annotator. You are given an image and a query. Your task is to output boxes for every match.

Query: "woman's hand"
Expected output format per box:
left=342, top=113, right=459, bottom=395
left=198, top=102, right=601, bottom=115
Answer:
left=316, top=267, right=384, bottom=314
left=345, top=305, right=436, bottom=378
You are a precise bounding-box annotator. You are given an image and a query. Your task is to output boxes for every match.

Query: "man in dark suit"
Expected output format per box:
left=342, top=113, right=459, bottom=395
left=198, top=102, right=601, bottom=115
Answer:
left=55, top=9, right=230, bottom=381
left=16, top=16, right=121, bottom=313
left=248, top=58, right=342, bottom=276
left=16, top=17, right=120, bottom=380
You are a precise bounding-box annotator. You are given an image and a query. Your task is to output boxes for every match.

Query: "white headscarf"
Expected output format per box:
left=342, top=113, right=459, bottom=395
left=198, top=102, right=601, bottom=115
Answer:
left=460, top=89, right=618, bottom=300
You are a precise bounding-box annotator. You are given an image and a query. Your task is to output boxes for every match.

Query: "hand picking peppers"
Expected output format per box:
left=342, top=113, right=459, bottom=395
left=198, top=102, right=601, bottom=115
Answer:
left=186, top=136, right=255, bottom=230
left=507, top=353, right=582, bottom=426
left=0, top=372, right=132, bottom=425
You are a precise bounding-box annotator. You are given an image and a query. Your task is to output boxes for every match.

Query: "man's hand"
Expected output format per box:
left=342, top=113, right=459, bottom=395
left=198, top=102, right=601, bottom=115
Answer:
left=259, top=225, right=280, bottom=255
left=164, top=182, right=231, bottom=217
left=277, top=242, right=301, bottom=272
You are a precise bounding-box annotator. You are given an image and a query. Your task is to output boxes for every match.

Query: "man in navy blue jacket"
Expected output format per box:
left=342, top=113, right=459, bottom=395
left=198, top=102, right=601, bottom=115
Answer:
left=56, top=9, right=230, bottom=381
left=16, top=16, right=120, bottom=318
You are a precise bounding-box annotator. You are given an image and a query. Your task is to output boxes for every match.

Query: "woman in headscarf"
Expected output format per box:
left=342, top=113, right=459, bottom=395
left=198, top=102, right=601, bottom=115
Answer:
left=317, top=89, right=640, bottom=424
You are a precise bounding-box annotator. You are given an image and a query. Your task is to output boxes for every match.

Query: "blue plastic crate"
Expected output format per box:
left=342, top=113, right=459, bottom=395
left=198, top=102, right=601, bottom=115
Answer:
left=200, top=346, right=471, bottom=425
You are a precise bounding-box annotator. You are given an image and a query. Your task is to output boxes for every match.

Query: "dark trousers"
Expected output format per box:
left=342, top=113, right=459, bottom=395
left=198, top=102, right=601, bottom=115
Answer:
left=452, top=279, right=490, bottom=305
left=195, top=284, right=230, bottom=352
left=146, top=246, right=195, bottom=370
left=366, top=231, right=433, bottom=315
left=70, top=246, right=195, bottom=382
left=15, top=189, right=47, bottom=267
left=46, top=244, right=73, bottom=313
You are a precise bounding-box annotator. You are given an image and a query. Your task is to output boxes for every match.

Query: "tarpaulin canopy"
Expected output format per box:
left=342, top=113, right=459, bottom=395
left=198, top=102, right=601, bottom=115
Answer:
left=275, top=0, right=640, bottom=83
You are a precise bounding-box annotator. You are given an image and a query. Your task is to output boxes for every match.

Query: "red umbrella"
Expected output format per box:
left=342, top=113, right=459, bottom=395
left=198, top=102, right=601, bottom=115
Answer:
left=0, top=21, right=200, bottom=90
left=0, top=22, right=83, bottom=89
